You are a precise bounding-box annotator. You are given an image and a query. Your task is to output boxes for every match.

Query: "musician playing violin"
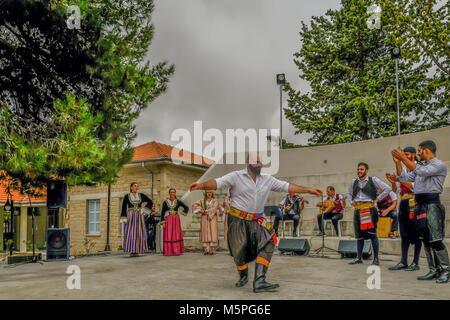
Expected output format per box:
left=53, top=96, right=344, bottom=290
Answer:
left=273, top=192, right=306, bottom=237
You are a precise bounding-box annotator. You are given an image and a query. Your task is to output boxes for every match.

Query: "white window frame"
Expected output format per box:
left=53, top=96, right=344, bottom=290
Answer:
left=87, top=199, right=101, bottom=235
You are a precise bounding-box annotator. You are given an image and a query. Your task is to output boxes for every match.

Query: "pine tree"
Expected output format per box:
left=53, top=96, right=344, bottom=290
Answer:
left=0, top=0, right=174, bottom=193
left=284, top=0, right=449, bottom=145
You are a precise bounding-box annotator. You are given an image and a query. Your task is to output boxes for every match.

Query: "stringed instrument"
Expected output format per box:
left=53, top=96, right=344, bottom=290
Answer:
left=280, top=196, right=308, bottom=211
left=319, top=200, right=335, bottom=214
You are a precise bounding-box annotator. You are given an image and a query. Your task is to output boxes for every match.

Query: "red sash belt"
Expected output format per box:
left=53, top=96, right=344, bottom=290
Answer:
left=416, top=213, right=427, bottom=220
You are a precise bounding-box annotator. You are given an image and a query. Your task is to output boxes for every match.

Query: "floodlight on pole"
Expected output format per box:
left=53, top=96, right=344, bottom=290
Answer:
left=276, top=74, right=286, bottom=149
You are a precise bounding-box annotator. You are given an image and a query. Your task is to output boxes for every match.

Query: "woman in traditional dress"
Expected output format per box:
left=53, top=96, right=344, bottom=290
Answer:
left=161, top=188, right=189, bottom=256
left=219, top=189, right=232, bottom=244
left=193, top=190, right=219, bottom=255
left=121, top=182, right=153, bottom=257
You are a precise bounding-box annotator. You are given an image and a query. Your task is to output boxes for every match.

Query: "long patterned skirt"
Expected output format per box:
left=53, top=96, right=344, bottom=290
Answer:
left=124, top=209, right=148, bottom=254
left=163, top=214, right=185, bottom=256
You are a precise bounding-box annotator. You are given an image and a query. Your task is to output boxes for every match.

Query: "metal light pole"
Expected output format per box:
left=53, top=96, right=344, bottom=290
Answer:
left=395, top=59, right=400, bottom=135
left=391, top=48, right=401, bottom=136
left=104, top=183, right=111, bottom=251
left=276, top=74, right=286, bottom=149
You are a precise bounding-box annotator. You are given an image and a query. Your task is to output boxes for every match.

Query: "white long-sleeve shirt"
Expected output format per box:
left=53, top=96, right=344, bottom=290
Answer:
left=399, top=157, right=447, bottom=194
left=215, top=168, right=289, bottom=213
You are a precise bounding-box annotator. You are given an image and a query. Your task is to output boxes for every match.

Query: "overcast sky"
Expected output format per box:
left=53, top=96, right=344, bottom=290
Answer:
left=134, top=0, right=341, bottom=149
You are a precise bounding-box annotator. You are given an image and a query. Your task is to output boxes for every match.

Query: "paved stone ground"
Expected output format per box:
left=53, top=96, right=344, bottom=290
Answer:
left=0, top=251, right=448, bottom=300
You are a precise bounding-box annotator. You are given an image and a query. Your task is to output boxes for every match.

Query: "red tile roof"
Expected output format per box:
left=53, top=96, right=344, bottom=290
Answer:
left=0, top=179, right=46, bottom=204
left=0, top=141, right=212, bottom=203
left=132, top=141, right=213, bottom=167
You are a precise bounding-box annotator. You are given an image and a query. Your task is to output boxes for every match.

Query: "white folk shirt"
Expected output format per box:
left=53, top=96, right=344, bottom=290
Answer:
left=323, top=193, right=344, bottom=203
left=215, top=169, right=289, bottom=214
left=395, top=162, right=416, bottom=194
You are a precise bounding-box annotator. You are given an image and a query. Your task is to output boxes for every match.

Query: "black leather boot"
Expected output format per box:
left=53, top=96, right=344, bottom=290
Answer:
left=435, top=248, right=450, bottom=284
left=417, top=247, right=440, bottom=280
left=235, top=268, right=248, bottom=287
left=371, top=256, right=379, bottom=266
left=253, top=263, right=279, bottom=293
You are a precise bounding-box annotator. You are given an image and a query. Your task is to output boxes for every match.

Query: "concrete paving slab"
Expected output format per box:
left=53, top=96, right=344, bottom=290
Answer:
left=0, top=251, right=448, bottom=300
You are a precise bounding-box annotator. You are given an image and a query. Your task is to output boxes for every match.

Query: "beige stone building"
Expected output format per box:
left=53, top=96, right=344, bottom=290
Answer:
left=67, top=141, right=211, bottom=254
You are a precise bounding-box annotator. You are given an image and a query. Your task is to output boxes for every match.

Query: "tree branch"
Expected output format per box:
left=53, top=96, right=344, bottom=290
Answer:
left=416, top=101, right=450, bottom=125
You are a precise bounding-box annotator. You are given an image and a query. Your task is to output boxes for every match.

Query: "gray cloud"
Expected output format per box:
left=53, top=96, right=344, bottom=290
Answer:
left=135, top=0, right=341, bottom=148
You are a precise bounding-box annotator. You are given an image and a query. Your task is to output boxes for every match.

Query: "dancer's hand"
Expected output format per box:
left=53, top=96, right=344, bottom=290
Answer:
left=380, top=209, right=389, bottom=217
left=308, top=188, right=323, bottom=196
left=385, top=173, right=395, bottom=183
left=392, top=149, right=406, bottom=162
left=189, top=182, right=202, bottom=191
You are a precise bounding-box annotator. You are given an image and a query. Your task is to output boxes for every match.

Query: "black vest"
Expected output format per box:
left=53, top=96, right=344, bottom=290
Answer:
left=352, top=177, right=377, bottom=201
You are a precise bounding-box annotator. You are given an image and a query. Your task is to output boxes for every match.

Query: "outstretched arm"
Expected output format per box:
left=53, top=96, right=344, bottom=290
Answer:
left=288, top=184, right=322, bottom=196
left=269, top=174, right=322, bottom=197
left=189, top=179, right=218, bottom=191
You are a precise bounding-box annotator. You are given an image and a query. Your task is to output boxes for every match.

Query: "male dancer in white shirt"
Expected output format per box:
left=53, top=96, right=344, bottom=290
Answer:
left=189, top=152, right=322, bottom=293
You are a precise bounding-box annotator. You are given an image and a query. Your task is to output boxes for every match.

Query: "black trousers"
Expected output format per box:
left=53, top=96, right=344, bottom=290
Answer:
left=146, top=223, right=158, bottom=251
left=317, top=212, right=343, bottom=234
left=399, top=198, right=422, bottom=264
left=399, top=198, right=420, bottom=242
left=227, top=214, right=275, bottom=267
left=414, top=195, right=446, bottom=254
left=273, top=214, right=300, bottom=234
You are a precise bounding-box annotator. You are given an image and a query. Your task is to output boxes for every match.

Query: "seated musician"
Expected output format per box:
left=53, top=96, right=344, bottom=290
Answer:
left=273, top=192, right=306, bottom=237
left=316, top=186, right=345, bottom=236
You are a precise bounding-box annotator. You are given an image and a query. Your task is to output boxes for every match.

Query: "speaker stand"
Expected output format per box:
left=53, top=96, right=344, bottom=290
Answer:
left=26, top=196, right=43, bottom=264
left=309, top=207, right=339, bottom=259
